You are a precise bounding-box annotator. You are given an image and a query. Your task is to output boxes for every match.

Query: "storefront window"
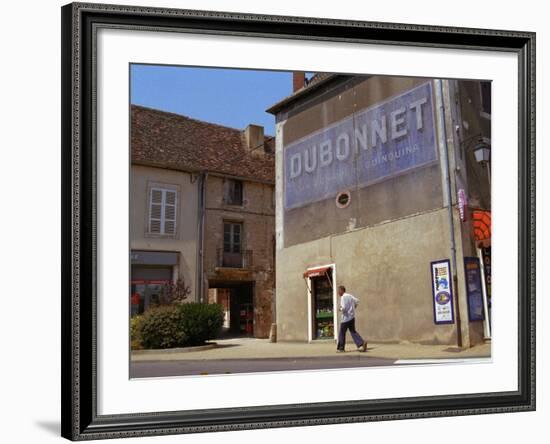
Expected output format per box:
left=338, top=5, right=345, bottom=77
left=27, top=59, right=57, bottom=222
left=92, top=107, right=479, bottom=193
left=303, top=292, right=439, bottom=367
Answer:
left=130, top=280, right=169, bottom=316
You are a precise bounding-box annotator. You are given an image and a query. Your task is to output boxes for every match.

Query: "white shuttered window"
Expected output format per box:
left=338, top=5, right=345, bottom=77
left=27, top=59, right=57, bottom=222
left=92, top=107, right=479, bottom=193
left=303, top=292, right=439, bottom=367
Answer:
left=148, top=188, right=177, bottom=235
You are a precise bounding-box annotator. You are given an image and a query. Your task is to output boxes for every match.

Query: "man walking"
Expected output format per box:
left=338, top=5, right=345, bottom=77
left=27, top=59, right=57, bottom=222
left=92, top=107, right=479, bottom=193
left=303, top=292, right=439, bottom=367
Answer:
left=336, top=285, right=367, bottom=352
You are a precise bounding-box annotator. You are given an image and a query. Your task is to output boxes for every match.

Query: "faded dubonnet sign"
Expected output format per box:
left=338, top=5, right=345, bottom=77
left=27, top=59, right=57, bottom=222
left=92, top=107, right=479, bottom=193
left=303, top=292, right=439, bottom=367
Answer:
left=284, top=82, right=438, bottom=209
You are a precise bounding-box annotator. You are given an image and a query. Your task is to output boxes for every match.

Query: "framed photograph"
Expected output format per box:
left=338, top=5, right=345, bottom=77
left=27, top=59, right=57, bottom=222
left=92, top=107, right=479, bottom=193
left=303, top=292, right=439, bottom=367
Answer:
left=61, top=2, right=535, bottom=440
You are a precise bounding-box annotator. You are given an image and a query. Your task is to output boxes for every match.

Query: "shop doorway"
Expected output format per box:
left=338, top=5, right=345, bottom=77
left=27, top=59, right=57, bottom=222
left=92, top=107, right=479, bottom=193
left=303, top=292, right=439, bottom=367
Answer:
left=304, top=266, right=336, bottom=341
left=130, top=265, right=172, bottom=316
left=208, top=281, right=254, bottom=337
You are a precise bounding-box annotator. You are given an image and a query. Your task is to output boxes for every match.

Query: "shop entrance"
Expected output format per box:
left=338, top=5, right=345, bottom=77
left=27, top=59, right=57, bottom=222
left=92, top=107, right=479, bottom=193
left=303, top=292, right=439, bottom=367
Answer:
left=208, top=281, right=254, bottom=337
left=304, top=266, right=335, bottom=341
left=130, top=265, right=172, bottom=316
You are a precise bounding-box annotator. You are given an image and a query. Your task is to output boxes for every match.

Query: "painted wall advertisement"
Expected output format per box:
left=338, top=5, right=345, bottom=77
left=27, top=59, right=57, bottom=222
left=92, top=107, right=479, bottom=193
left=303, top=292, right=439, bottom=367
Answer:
left=464, top=257, right=485, bottom=321
left=284, top=82, right=437, bottom=210
left=430, top=259, right=455, bottom=324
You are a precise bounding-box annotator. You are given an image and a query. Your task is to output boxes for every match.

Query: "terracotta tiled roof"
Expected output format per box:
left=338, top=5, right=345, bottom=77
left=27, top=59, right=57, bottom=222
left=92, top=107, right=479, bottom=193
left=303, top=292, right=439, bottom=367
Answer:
left=131, top=105, right=275, bottom=183
left=266, top=72, right=338, bottom=115
left=304, top=72, right=333, bottom=89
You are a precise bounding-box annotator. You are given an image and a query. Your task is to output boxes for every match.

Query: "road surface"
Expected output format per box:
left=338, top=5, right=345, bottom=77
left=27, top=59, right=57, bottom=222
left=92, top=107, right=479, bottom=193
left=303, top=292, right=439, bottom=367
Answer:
left=130, top=355, right=397, bottom=378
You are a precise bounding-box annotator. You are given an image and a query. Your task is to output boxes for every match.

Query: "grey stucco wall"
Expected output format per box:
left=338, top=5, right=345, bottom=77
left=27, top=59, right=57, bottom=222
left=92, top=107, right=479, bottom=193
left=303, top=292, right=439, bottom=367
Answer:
left=273, top=76, right=489, bottom=346
left=276, top=208, right=458, bottom=344
left=281, top=76, right=443, bottom=248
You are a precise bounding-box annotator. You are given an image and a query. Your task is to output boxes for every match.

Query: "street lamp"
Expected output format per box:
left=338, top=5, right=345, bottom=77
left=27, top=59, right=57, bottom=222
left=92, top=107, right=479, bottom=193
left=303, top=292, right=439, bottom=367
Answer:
left=471, top=137, right=492, bottom=341
left=473, top=139, right=491, bottom=185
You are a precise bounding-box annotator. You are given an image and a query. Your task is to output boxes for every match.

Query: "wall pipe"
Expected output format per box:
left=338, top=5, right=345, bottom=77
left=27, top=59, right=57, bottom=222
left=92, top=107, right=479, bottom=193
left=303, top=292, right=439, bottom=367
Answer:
left=196, top=172, right=208, bottom=303
left=436, top=79, right=463, bottom=348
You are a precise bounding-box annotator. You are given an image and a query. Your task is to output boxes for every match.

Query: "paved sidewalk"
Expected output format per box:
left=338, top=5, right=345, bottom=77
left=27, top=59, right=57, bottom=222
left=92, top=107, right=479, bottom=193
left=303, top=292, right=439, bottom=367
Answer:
left=131, top=337, right=491, bottom=362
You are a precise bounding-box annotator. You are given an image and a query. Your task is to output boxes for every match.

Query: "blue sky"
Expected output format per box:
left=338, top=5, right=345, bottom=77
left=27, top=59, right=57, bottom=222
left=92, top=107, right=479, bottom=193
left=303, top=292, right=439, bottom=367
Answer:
left=130, top=64, right=295, bottom=136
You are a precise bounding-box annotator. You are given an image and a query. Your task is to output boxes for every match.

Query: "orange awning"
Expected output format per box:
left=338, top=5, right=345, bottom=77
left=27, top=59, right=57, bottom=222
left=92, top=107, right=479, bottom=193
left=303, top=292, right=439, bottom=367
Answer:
left=472, top=210, right=491, bottom=242
left=303, top=266, right=330, bottom=278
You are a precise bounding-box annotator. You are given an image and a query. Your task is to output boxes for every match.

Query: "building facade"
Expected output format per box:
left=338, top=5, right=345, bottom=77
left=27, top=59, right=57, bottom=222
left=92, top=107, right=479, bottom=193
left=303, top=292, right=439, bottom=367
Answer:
left=130, top=105, right=275, bottom=338
left=130, top=163, right=199, bottom=315
left=267, top=74, right=491, bottom=347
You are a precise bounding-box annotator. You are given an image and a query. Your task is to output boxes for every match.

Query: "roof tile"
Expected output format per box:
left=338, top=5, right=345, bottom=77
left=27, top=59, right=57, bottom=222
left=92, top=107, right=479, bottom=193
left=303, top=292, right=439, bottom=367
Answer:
left=131, top=105, right=274, bottom=183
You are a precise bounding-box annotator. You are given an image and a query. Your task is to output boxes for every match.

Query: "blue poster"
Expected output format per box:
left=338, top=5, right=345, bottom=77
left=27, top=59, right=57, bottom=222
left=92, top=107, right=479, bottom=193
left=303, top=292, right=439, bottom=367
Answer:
left=464, top=257, right=485, bottom=322
left=430, top=259, right=455, bottom=325
left=284, top=82, right=438, bottom=209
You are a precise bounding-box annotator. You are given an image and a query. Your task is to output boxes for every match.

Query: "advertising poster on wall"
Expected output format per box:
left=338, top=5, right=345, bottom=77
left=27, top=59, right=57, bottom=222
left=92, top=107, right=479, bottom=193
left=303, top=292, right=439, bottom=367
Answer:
left=430, top=259, right=455, bottom=324
left=464, top=257, right=485, bottom=321
left=284, top=82, right=437, bottom=210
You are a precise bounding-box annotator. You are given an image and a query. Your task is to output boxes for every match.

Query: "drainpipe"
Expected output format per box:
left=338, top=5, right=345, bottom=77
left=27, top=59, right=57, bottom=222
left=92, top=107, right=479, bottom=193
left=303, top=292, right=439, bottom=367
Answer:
left=197, top=172, right=208, bottom=303
left=436, top=79, right=462, bottom=348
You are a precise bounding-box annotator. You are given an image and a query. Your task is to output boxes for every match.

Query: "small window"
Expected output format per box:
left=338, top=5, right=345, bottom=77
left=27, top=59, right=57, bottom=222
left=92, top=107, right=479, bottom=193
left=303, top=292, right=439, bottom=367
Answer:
left=335, top=190, right=351, bottom=209
left=480, top=82, right=491, bottom=116
left=223, top=222, right=242, bottom=253
left=148, top=188, right=177, bottom=235
left=225, top=179, right=243, bottom=205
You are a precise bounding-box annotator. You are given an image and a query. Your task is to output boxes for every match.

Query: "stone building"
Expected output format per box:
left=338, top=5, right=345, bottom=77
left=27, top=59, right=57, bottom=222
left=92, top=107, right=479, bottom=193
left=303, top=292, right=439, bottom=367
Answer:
left=130, top=105, right=275, bottom=338
left=267, top=73, right=492, bottom=348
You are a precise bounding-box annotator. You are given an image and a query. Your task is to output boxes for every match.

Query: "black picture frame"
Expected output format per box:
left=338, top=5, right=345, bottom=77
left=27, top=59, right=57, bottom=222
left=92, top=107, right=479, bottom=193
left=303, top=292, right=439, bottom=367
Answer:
left=61, top=2, right=536, bottom=440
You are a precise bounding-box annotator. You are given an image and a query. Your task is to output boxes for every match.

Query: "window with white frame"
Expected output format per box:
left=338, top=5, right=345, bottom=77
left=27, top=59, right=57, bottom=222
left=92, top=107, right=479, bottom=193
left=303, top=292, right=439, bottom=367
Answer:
left=223, top=222, right=242, bottom=253
left=148, top=188, right=177, bottom=235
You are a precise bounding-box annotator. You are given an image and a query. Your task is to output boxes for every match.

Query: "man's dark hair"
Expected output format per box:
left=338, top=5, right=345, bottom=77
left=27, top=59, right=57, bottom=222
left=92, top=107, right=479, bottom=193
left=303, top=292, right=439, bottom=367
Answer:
left=338, top=285, right=346, bottom=292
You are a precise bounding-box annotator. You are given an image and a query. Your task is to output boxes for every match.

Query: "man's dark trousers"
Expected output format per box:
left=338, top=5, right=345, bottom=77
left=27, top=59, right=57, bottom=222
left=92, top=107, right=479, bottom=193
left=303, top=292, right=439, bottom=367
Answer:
left=337, top=317, right=365, bottom=350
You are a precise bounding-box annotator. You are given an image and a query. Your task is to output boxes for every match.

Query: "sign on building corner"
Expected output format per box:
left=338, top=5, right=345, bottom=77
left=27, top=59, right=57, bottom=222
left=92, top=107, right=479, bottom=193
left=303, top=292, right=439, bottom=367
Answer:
left=458, top=188, right=468, bottom=221
left=430, top=259, right=455, bottom=325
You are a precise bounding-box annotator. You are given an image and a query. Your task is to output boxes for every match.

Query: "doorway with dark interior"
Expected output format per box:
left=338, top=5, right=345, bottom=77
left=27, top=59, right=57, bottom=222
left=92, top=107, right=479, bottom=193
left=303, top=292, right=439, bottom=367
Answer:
left=208, top=281, right=255, bottom=338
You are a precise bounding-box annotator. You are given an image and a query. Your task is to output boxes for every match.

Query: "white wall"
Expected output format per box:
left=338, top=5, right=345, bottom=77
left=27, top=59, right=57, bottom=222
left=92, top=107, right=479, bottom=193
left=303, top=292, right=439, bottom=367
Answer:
left=0, top=0, right=546, bottom=443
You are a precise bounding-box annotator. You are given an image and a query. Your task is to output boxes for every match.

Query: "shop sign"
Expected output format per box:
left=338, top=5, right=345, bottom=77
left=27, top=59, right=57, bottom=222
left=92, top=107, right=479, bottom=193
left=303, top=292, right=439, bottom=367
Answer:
left=464, top=257, right=485, bottom=321
left=130, top=250, right=178, bottom=265
left=284, top=82, right=437, bottom=210
left=458, top=188, right=468, bottom=221
left=430, top=259, right=455, bottom=324
left=482, top=246, right=491, bottom=295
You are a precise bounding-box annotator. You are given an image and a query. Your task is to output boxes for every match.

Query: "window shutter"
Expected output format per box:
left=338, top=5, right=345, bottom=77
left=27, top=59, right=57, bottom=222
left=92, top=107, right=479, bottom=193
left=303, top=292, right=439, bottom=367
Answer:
left=149, top=188, right=177, bottom=235
left=164, top=190, right=177, bottom=235
left=149, top=189, right=163, bottom=234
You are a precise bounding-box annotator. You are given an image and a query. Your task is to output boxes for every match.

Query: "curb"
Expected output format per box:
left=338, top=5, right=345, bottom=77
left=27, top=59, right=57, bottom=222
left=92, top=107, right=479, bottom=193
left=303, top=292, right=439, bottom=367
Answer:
left=132, top=343, right=217, bottom=355
left=131, top=351, right=490, bottom=362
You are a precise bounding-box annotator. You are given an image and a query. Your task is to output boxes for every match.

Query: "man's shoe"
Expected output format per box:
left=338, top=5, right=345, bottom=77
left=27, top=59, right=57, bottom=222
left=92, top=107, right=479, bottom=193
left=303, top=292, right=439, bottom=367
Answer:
left=358, top=342, right=367, bottom=352
left=336, top=349, right=345, bottom=353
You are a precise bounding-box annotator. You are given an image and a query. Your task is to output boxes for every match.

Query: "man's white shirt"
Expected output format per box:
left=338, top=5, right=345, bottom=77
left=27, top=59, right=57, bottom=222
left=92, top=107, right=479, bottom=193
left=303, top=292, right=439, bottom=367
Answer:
left=340, top=292, right=359, bottom=322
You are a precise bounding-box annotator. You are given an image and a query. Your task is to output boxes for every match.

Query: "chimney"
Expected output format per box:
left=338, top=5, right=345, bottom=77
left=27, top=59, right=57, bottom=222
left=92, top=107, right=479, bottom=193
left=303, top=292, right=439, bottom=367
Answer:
left=292, top=72, right=306, bottom=92
left=244, top=124, right=265, bottom=156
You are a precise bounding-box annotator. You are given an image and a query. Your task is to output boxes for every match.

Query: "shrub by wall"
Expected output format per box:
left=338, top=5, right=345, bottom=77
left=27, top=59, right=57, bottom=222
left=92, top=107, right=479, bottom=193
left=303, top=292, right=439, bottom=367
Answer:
left=138, top=305, right=187, bottom=349
left=178, top=303, right=225, bottom=346
left=130, top=314, right=144, bottom=350
left=137, top=303, right=225, bottom=349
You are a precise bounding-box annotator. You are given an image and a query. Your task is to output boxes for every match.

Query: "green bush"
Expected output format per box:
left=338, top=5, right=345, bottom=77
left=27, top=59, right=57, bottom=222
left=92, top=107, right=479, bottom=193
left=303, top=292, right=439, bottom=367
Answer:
left=138, top=305, right=188, bottom=349
left=178, top=303, right=225, bottom=346
left=130, top=314, right=144, bottom=350
left=137, top=303, right=225, bottom=349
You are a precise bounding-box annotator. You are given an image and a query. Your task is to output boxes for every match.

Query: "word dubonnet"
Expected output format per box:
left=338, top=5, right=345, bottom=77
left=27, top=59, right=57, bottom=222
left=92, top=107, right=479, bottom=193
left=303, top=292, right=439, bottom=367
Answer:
left=288, top=96, right=428, bottom=179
